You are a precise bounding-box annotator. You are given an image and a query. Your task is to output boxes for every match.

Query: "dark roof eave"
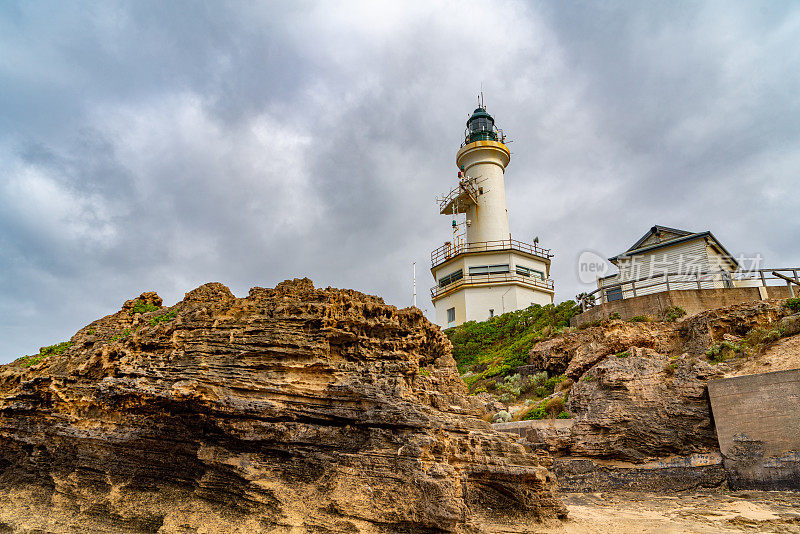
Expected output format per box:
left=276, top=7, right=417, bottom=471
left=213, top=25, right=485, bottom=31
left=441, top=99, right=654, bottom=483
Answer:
left=608, top=231, right=740, bottom=269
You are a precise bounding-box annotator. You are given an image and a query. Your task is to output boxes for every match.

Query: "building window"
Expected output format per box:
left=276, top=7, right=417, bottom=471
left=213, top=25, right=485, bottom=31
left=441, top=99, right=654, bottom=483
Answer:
left=516, top=265, right=544, bottom=279
left=489, top=309, right=494, bottom=318
left=438, top=269, right=463, bottom=288
left=447, top=307, right=456, bottom=325
left=606, top=286, right=623, bottom=302
left=469, top=264, right=510, bottom=275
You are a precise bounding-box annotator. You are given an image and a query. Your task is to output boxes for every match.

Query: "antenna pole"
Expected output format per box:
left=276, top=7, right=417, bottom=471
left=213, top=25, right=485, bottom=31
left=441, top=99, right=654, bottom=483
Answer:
left=412, top=262, right=417, bottom=308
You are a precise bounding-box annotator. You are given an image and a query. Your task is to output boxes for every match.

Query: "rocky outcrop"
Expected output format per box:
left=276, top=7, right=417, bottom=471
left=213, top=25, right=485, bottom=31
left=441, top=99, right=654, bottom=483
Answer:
left=524, top=301, right=797, bottom=474
left=567, top=349, right=724, bottom=461
left=0, top=279, right=565, bottom=533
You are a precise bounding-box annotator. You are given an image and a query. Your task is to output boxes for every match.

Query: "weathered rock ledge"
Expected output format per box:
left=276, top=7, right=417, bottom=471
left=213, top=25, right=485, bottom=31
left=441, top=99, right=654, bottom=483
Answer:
left=0, top=279, right=565, bottom=533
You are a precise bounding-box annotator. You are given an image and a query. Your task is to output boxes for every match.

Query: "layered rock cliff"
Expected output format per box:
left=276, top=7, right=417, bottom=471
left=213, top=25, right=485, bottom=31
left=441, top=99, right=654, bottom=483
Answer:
left=0, top=279, right=565, bottom=533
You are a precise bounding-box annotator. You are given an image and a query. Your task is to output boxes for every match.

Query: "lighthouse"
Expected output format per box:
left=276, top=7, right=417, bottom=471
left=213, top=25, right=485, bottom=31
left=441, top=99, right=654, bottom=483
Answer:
left=430, top=101, right=555, bottom=328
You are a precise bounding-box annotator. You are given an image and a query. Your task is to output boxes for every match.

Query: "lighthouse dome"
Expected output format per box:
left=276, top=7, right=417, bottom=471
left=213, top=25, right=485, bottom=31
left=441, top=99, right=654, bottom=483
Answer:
left=466, top=107, right=498, bottom=143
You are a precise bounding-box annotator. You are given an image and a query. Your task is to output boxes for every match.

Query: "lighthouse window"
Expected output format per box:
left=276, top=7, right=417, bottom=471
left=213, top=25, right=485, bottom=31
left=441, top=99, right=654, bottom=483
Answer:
left=488, top=264, right=510, bottom=274
left=469, top=264, right=510, bottom=275
left=470, top=117, right=492, bottom=133
left=447, top=307, right=456, bottom=325
left=516, top=266, right=544, bottom=279
left=438, top=269, right=463, bottom=288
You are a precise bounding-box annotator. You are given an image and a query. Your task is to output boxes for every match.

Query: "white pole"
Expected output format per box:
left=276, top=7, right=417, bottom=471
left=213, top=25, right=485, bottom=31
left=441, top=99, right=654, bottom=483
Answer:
left=413, top=262, right=417, bottom=308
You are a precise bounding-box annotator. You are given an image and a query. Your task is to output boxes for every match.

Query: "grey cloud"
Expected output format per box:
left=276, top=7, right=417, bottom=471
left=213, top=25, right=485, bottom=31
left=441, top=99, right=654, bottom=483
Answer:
left=1, top=1, right=799, bottom=362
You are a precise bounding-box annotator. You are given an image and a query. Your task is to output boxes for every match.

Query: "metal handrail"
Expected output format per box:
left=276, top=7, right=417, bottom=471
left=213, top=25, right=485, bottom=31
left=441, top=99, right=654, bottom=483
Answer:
left=431, top=272, right=555, bottom=299
left=430, top=238, right=553, bottom=269
left=581, top=267, right=800, bottom=310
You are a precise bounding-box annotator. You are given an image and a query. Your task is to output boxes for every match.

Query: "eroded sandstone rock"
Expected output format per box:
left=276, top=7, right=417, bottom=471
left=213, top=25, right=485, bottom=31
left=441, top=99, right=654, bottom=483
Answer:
left=0, top=279, right=565, bottom=533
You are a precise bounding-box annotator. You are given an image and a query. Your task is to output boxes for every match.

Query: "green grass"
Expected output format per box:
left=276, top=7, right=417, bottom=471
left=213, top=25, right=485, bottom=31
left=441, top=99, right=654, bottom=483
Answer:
left=628, top=315, right=652, bottom=323
left=130, top=299, right=160, bottom=315
left=20, top=341, right=73, bottom=367
left=445, top=301, right=580, bottom=385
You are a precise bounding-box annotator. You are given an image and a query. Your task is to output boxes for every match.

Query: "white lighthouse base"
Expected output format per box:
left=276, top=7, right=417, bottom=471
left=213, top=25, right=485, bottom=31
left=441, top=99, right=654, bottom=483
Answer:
left=434, top=284, right=553, bottom=329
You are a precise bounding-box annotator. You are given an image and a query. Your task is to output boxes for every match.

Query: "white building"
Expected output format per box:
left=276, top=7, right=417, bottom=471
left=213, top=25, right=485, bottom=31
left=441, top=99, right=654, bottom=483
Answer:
left=430, top=104, right=554, bottom=328
left=596, top=225, right=740, bottom=302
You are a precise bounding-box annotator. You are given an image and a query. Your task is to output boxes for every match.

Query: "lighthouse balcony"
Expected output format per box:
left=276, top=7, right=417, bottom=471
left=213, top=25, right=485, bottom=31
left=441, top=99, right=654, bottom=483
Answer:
left=431, top=238, right=553, bottom=270
left=430, top=270, right=555, bottom=300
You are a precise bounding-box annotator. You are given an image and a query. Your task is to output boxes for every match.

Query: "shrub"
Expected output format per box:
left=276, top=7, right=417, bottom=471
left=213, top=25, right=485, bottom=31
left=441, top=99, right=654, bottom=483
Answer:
left=706, top=341, right=742, bottom=363
left=130, top=299, right=160, bottom=315
left=615, top=350, right=630, bottom=358
left=149, top=310, right=177, bottom=326
left=493, top=410, right=512, bottom=423
left=111, top=328, right=132, bottom=342
left=578, top=319, right=602, bottom=330
left=628, top=315, right=652, bottom=323
left=556, top=411, right=573, bottom=419
left=543, top=374, right=566, bottom=394
left=555, top=377, right=574, bottom=392
left=743, top=325, right=783, bottom=347
left=785, top=297, right=800, bottom=313
left=608, top=312, right=621, bottom=320
left=419, top=369, right=431, bottom=378
left=664, top=306, right=687, bottom=322
left=545, top=397, right=565, bottom=417
left=21, top=341, right=73, bottom=367
left=496, top=374, right=523, bottom=403
left=523, top=402, right=547, bottom=420
left=521, top=371, right=548, bottom=394
left=86, top=328, right=95, bottom=335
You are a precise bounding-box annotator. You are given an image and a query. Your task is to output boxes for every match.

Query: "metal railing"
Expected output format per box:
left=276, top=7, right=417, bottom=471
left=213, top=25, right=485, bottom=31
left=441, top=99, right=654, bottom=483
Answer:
left=581, top=268, right=800, bottom=310
left=431, top=272, right=555, bottom=299
left=431, top=238, right=553, bottom=269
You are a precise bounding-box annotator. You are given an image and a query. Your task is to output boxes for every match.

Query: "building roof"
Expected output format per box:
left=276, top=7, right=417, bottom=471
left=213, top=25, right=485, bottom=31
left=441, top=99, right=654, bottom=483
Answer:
left=608, top=225, right=739, bottom=269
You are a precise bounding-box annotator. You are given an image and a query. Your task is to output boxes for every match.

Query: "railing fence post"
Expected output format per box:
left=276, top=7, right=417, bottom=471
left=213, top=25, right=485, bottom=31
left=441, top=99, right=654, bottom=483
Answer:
left=665, top=273, right=670, bottom=292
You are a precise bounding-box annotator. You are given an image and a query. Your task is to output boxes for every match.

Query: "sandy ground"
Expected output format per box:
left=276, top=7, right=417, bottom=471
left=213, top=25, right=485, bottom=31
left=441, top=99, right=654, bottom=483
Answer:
left=534, top=490, right=800, bottom=534
left=730, top=332, right=800, bottom=377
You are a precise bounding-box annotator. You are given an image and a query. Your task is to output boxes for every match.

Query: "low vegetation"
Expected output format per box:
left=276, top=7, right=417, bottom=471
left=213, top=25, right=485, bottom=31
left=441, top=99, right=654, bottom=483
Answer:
left=111, top=328, right=133, bottom=342
left=130, top=299, right=160, bottom=315
left=663, top=306, right=687, bottom=322
left=19, top=341, right=73, bottom=367
left=706, top=323, right=790, bottom=364
left=785, top=297, right=800, bottom=313
left=445, top=301, right=580, bottom=388
left=627, top=315, right=652, bottom=323
left=149, top=310, right=177, bottom=326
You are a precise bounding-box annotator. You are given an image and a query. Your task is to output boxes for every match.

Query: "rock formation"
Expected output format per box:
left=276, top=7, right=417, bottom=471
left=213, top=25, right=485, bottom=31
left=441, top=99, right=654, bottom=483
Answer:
left=523, top=301, right=798, bottom=490
left=0, top=279, right=565, bottom=533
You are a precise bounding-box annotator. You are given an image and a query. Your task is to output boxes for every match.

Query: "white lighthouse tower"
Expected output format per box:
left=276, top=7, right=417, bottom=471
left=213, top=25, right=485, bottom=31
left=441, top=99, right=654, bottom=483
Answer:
left=430, top=101, right=555, bottom=328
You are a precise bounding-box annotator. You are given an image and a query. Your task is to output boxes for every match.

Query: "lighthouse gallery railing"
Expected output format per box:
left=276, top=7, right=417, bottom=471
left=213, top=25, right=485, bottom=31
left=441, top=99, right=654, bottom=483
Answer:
left=430, top=238, right=553, bottom=269
left=430, top=271, right=555, bottom=299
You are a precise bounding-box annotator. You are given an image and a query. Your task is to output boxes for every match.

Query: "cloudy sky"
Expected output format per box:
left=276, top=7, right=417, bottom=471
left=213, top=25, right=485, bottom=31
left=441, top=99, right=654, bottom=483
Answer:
left=2, top=1, right=799, bottom=362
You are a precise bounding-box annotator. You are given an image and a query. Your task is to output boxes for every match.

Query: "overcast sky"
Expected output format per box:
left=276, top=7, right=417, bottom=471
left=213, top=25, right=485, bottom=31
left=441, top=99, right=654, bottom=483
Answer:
left=2, top=1, right=799, bottom=362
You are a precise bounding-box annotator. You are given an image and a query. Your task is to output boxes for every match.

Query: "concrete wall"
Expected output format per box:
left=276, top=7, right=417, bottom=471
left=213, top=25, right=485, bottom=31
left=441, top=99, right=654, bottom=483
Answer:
left=572, top=286, right=793, bottom=327
left=708, top=369, right=800, bottom=490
